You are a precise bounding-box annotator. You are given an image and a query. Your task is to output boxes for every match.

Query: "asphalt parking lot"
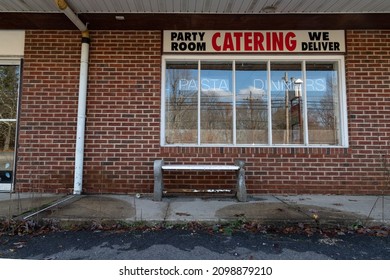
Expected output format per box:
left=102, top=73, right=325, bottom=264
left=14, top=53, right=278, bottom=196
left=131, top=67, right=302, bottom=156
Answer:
left=1, top=225, right=389, bottom=260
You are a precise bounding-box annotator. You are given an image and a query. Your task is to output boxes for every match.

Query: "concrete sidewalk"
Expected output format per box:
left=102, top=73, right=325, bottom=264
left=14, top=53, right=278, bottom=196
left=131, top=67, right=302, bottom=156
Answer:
left=0, top=193, right=389, bottom=226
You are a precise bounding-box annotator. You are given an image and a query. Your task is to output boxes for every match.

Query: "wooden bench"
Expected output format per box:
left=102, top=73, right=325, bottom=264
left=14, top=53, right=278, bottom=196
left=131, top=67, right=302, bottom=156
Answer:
left=153, top=160, right=247, bottom=202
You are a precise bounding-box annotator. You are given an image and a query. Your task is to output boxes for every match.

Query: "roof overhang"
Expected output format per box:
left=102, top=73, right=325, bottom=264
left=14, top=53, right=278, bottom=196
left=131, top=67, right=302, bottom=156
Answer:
left=1, top=12, right=390, bottom=30
left=1, top=0, right=389, bottom=30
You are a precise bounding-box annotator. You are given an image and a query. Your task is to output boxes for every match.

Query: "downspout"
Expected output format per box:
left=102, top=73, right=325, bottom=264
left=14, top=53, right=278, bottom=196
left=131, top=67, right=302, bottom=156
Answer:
left=55, top=0, right=90, bottom=194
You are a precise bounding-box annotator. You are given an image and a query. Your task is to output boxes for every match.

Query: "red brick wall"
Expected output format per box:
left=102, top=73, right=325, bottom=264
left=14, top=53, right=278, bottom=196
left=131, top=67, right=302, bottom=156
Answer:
left=16, top=30, right=390, bottom=195
left=82, top=31, right=161, bottom=194
left=17, top=30, right=162, bottom=194
left=17, top=31, right=80, bottom=193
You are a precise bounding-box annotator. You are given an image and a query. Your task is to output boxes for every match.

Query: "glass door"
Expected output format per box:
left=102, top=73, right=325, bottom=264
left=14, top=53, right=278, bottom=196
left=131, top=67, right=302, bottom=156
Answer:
left=0, top=62, right=20, bottom=191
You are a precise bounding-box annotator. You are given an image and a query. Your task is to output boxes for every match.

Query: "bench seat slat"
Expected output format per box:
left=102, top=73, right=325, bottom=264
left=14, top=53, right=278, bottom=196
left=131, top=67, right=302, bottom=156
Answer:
left=162, top=165, right=239, bottom=171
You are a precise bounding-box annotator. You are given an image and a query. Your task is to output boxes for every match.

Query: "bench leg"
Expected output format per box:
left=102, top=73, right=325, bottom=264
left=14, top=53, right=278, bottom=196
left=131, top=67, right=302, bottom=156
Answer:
left=153, top=159, right=164, bottom=201
left=235, top=160, right=247, bottom=202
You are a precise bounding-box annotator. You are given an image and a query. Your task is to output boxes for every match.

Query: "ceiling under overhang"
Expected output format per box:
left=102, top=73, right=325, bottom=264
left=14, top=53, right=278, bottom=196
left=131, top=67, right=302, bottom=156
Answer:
left=2, top=0, right=390, bottom=14
left=1, top=0, right=390, bottom=30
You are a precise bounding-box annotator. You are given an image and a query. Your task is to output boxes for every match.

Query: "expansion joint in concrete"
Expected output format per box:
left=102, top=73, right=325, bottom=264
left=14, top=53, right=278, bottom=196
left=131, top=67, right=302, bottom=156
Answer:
left=163, top=201, right=171, bottom=221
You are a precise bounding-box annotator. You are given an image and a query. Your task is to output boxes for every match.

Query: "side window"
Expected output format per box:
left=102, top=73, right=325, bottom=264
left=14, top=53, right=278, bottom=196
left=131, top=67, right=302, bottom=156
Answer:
left=0, top=63, right=20, bottom=191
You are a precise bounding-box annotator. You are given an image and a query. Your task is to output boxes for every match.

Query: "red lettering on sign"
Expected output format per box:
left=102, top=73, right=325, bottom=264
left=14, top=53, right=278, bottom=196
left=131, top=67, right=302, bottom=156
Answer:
left=211, top=31, right=298, bottom=52
left=266, top=33, right=271, bottom=51
left=223, top=33, right=234, bottom=51
left=253, top=32, right=265, bottom=51
left=212, top=32, right=221, bottom=51
left=244, top=32, right=252, bottom=51
left=272, top=32, right=284, bottom=51
left=286, top=32, right=297, bottom=51
left=233, top=32, right=243, bottom=51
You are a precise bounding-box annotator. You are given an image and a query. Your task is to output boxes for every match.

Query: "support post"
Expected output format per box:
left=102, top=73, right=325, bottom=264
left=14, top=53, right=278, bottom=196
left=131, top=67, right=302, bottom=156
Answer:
left=153, top=160, right=164, bottom=201
left=235, top=160, right=247, bottom=202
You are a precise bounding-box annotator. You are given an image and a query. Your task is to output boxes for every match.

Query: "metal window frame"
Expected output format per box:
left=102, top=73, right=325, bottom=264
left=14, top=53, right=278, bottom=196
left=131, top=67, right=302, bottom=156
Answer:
left=161, top=55, right=348, bottom=148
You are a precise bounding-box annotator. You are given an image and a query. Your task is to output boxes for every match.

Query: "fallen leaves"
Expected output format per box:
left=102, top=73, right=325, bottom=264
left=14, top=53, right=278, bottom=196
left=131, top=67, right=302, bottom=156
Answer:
left=354, top=226, right=389, bottom=237
left=0, top=218, right=389, bottom=239
left=0, top=219, right=60, bottom=237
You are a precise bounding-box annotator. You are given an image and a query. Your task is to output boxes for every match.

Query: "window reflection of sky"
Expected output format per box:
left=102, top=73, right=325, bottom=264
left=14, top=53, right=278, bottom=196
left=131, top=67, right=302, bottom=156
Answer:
left=166, top=63, right=338, bottom=102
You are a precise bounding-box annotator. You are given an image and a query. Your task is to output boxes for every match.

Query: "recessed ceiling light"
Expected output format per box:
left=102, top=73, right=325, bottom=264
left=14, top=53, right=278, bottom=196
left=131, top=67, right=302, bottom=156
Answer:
left=115, top=15, right=125, bottom=21
left=262, top=5, right=277, bottom=13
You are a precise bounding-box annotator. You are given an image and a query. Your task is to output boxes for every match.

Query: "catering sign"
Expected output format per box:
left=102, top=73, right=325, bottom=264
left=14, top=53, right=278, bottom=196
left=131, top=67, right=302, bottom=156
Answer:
left=163, top=30, right=345, bottom=53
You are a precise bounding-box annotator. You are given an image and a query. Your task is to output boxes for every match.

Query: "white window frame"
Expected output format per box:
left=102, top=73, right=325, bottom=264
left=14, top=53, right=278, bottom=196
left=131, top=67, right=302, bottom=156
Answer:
left=161, top=55, right=348, bottom=148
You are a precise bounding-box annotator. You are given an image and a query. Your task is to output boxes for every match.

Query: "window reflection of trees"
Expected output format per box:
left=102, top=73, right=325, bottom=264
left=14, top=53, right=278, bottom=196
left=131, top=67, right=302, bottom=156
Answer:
left=164, top=60, right=342, bottom=146
left=0, top=65, right=19, bottom=185
left=0, top=65, right=18, bottom=152
left=165, top=66, right=198, bottom=144
left=307, top=64, right=339, bottom=145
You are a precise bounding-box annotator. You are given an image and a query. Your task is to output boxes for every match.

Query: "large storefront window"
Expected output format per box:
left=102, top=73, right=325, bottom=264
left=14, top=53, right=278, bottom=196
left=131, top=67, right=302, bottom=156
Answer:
left=162, top=56, right=347, bottom=147
left=0, top=62, right=20, bottom=191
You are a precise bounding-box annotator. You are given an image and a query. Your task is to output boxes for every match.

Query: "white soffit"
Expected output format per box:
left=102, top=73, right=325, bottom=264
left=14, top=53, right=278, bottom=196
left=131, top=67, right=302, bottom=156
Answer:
left=0, top=0, right=389, bottom=14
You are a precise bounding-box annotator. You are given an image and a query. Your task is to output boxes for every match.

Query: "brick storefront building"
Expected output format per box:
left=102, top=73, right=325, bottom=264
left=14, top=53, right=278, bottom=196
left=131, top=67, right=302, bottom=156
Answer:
left=0, top=1, right=389, bottom=197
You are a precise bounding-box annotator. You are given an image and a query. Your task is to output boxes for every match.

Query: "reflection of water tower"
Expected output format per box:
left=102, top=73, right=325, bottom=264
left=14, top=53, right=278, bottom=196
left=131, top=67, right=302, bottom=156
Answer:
left=291, top=78, right=303, bottom=143
left=283, top=73, right=303, bottom=143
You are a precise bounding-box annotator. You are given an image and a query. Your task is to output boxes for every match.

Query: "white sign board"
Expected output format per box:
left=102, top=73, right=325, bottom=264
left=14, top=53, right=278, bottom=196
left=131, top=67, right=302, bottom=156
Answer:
left=0, top=30, right=25, bottom=56
left=163, top=30, right=345, bottom=53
